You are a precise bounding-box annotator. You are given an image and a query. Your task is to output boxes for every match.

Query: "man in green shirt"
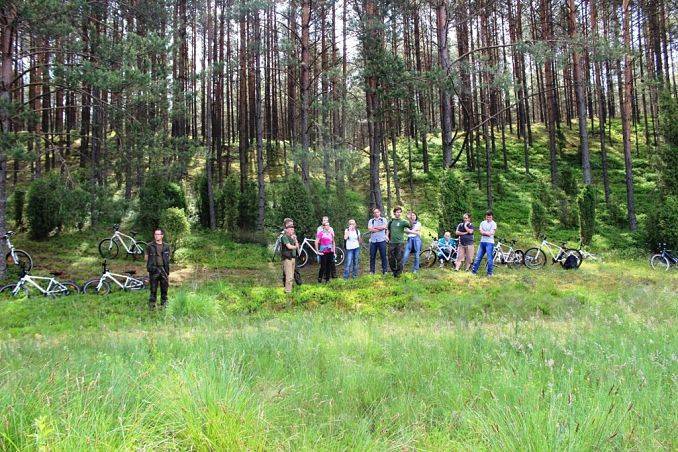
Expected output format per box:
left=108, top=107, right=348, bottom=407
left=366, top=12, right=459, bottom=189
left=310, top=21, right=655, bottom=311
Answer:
left=387, top=207, right=409, bottom=277
left=280, top=220, right=300, bottom=293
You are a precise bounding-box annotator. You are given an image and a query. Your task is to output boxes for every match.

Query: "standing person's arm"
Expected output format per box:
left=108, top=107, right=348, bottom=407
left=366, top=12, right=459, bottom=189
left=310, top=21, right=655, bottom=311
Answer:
left=368, top=219, right=377, bottom=233
left=315, top=232, right=320, bottom=253
left=465, top=223, right=474, bottom=234
left=344, top=229, right=349, bottom=241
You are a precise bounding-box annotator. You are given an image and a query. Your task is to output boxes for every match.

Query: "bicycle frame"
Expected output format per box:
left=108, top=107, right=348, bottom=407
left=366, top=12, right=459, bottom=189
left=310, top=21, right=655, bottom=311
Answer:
left=12, top=275, right=67, bottom=296
left=301, top=237, right=326, bottom=256
left=98, top=271, right=143, bottom=290
left=110, top=231, right=139, bottom=253
left=539, top=240, right=567, bottom=262
left=435, top=243, right=456, bottom=262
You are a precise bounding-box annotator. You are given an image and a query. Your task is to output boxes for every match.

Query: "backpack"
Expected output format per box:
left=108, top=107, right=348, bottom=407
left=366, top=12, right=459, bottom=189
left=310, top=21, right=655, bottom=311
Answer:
left=562, top=254, right=579, bottom=270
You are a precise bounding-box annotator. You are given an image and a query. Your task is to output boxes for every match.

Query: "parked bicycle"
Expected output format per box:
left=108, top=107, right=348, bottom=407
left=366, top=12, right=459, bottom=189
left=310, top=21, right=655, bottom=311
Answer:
left=1, top=231, right=33, bottom=273
left=295, top=237, right=345, bottom=268
left=99, top=224, right=147, bottom=259
left=492, top=239, right=525, bottom=268
left=420, top=235, right=457, bottom=268
left=0, top=264, right=80, bottom=297
left=524, top=236, right=582, bottom=269
left=650, top=243, right=677, bottom=271
left=82, top=260, right=149, bottom=295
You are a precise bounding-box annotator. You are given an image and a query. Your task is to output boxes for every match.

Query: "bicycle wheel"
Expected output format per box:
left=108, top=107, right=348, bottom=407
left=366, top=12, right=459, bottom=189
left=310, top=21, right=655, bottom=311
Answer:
left=0, top=283, right=28, bottom=297
left=420, top=249, right=437, bottom=268
left=131, top=241, right=147, bottom=260
left=83, top=278, right=111, bottom=295
left=561, top=249, right=583, bottom=269
left=524, top=248, right=546, bottom=269
left=54, top=281, right=81, bottom=296
left=99, top=238, right=119, bottom=259
left=650, top=254, right=670, bottom=271
left=334, top=247, right=345, bottom=266
left=6, top=250, right=33, bottom=273
left=514, top=250, right=525, bottom=265
left=297, top=249, right=309, bottom=268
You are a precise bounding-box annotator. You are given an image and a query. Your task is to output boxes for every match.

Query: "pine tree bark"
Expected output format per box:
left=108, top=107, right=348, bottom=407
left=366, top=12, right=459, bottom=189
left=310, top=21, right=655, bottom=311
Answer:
left=621, top=0, right=637, bottom=230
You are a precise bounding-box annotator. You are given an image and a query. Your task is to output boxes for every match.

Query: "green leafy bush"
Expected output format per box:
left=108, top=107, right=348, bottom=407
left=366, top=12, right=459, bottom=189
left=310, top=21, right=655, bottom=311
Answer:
left=27, top=175, right=63, bottom=240
left=643, top=195, right=678, bottom=250
left=559, top=166, right=578, bottom=197
left=658, top=92, right=678, bottom=197
left=439, top=170, right=471, bottom=234
left=136, top=173, right=187, bottom=234
left=277, top=174, right=315, bottom=240
left=10, top=189, right=25, bottom=230
left=237, top=180, right=258, bottom=230
left=556, top=190, right=579, bottom=228
left=578, top=185, right=596, bottom=245
left=530, top=197, right=547, bottom=238
left=160, top=207, right=191, bottom=256
left=194, top=172, right=211, bottom=228
left=60, top=185, right=90, bottom=231
left=218, top=174, right=239, bottom=232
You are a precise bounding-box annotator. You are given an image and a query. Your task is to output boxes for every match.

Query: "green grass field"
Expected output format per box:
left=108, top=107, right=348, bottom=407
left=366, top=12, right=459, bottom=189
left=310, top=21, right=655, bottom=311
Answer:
left=1, top=250, right=676, bottom=449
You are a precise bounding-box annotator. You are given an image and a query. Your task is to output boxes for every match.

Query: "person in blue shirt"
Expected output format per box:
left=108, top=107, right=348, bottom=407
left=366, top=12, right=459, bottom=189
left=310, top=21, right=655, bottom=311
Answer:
left=437, top=231, right=456, bottom=268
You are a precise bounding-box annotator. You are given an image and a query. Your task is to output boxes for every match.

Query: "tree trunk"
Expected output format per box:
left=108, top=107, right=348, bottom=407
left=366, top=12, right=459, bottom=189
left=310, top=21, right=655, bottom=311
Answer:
left=621, top=0, right=637, bottom=230
left=435, top=1, right=453, bottom=168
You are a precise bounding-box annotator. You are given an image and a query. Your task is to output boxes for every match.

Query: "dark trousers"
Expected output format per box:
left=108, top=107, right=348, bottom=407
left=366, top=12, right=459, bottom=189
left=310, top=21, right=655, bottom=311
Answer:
left=149, top=271, right=168, bottom=307
left=389, top=243, right=405, bottom=277
left=369, top=241, right=388, bottom=274
left=318, top=252, right=335, bottom=282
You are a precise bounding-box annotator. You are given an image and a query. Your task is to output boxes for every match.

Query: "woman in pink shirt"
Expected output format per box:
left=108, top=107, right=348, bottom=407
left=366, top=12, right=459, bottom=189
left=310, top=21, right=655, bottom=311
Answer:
left=315, top=223, right=336, bottom=283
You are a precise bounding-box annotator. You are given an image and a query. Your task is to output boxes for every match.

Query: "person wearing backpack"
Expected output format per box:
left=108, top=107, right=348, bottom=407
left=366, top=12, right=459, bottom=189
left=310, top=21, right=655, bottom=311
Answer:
left=387, top=207, right=409, bottom=277
left=343, top=219, right=361, bottom=279
left=280, top=220, right=300, bottom=293
left=471, top=210, right=497, bottom=276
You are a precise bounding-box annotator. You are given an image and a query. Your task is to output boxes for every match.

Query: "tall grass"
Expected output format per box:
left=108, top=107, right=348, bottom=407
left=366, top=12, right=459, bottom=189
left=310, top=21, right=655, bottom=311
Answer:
left=0, top=259, right=676, bottom=449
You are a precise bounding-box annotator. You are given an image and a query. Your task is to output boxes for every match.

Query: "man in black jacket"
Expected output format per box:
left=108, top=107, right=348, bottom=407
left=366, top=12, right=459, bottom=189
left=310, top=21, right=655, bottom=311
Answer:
left=147, top=228, right=170, bottom=308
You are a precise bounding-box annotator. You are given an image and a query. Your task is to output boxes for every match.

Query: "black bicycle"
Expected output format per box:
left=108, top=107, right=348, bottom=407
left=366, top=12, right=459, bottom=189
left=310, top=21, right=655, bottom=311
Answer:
left=650, top=243, right=677, bottom=271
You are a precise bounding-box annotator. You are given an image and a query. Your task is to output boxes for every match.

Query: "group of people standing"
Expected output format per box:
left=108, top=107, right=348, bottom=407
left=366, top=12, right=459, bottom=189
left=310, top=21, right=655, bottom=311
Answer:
left=279, top=208, right=498, bottom=294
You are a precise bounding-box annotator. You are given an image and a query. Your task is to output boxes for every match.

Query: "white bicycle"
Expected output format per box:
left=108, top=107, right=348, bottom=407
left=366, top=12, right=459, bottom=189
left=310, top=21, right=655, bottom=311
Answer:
left=0, top=265, right=80, bottom=298
left=98, top=224, right=147, bottom=259
left=524, top=237, right=582, bottom=269
left=82, top=260, right=149, bottom=295
left=492, top=239, right=525, bottom=268
left=1, top=231, right=33, bottom=272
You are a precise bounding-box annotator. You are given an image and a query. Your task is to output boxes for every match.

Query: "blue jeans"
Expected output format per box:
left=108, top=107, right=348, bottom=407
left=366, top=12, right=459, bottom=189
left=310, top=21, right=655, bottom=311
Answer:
left=369, top=241, right=388, bottom=274
left=402, top=236, right=422, bottom=272
left=343, top=248, right=360, bottom=278
left=472, top=242, right=495, bottom=275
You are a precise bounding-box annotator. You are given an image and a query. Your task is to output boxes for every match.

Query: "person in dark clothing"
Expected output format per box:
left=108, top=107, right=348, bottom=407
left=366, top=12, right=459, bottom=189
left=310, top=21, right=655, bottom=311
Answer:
left=146, top=228, right=170, bottom=308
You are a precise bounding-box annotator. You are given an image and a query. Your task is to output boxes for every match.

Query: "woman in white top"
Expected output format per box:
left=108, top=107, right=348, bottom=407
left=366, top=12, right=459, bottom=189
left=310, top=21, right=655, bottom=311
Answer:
left=343, top=219, right=362, bottom=279
left=402, top=211, right=423, bottom=272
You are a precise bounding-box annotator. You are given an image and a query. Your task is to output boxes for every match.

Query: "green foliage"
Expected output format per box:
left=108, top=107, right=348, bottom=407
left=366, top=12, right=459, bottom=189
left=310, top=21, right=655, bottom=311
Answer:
left=578, top=185, right=596, bottom=245
left=606, top=197, right=627, bottom=228
left=559, top=166, right=578, bottom=197
left=309, top=183, right=364, bottom=232
left=137, top=173, right=187, bottom=234
left=89, top=186, right=128, bottom=226
left=10, top=189, right=25, bottom=230
left=59, top=185, right=90, bottom=231
left=643, top=195, right=678, bottom=250
left=237, top=180, right=258, bottom=230
left=439, top=170, right=471, bottom=234
left=218, top=174, right=239, bottom=233
left=27, top=175, right=65, bottom=240
left=658, top=92, right=678, bottom=197
left=160, top=207, right=191, bottom=254
left=530, top=197, right=547, bottom=238
left=556, top=190, right=579, bottom=229
left=277, top=174, right=315, bottom=239
left=194, top=173, right=210, bottom=229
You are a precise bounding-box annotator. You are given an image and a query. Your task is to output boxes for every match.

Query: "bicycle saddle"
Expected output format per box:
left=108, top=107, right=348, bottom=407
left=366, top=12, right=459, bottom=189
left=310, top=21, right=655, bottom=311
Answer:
left=50, top=271, right=64, bottom=277
left=124, top=270, right=137, bottom=275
